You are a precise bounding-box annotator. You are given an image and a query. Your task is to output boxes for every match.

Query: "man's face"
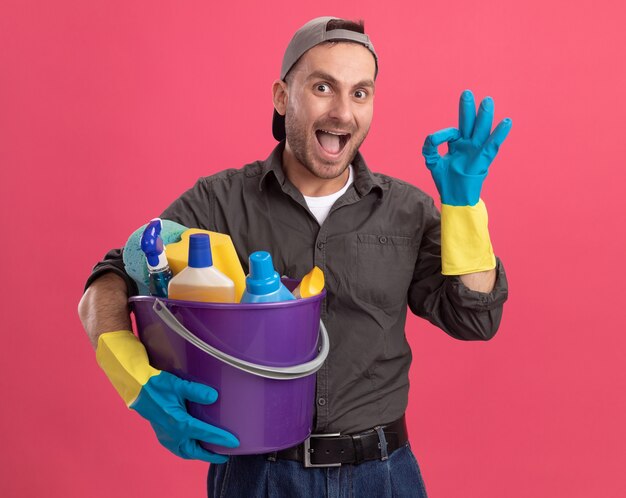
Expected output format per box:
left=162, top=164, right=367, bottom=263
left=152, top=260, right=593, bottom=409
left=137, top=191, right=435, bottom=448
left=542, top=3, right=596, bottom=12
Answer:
left=280, top=42, right=376, bottom=180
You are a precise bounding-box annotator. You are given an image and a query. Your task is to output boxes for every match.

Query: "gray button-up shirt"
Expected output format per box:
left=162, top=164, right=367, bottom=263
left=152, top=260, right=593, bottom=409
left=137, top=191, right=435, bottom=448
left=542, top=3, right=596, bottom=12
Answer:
left=86, top=142, right=508, bottom=434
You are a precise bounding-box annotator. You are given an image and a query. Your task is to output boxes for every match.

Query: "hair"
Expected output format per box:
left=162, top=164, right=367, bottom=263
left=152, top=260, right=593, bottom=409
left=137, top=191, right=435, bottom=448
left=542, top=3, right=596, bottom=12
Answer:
left=326, top=19, right=365, bottom=34
left=284, top=19, right=366, bottom=84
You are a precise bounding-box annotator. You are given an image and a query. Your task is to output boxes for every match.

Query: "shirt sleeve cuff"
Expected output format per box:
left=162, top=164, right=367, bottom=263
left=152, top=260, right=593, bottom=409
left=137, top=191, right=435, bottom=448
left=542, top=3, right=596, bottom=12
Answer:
left=84, top=264, right=139, bottom=297
left=445, top=257, right=508, bottom=312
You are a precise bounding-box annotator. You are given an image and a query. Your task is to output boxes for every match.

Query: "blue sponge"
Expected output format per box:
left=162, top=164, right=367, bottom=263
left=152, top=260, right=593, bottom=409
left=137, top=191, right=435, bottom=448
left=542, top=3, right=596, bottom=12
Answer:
left=123, top=220, right=189, bottom=295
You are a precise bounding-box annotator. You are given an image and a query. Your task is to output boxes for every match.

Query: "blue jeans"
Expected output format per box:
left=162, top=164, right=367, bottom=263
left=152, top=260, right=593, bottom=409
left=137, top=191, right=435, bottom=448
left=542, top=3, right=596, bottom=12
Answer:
left=207, top=442, right=428, bottom=497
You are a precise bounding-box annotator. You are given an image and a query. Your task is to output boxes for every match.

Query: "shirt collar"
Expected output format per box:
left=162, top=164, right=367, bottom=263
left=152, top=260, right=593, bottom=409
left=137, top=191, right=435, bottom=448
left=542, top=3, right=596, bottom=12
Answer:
left=259, top=141, right=384, bottom=198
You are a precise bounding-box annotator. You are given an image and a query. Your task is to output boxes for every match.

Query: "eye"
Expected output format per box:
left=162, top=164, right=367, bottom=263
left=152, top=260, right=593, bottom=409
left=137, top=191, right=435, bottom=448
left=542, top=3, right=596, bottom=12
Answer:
left=354, top=89, right=368, bottom=100
left=315, top=83, right=331, bottom=93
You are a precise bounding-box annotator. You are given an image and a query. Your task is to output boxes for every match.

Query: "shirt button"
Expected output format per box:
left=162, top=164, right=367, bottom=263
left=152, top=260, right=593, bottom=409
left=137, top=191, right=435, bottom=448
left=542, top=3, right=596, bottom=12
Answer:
left=317, top=397, right=326, bottom=406
left=379, top=236, right=388, bottom=244
left=317, top=241, right=325, bottom=249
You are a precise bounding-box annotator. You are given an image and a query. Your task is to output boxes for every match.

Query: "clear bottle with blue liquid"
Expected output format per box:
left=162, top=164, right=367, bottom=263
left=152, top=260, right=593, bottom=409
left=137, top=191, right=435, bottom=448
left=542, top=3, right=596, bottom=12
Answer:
left=141, top=218, right=173, bottom=298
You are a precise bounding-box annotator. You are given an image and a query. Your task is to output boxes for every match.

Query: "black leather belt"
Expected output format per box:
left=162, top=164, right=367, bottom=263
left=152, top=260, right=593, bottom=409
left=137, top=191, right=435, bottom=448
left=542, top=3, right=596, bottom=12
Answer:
left=267, top=415, right=408, bottom=467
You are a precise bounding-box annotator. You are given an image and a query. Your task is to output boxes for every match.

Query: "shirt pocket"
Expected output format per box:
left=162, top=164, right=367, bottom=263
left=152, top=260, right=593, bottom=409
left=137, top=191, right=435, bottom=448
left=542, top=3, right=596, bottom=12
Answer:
left=356, top=233, right=418, bottom=309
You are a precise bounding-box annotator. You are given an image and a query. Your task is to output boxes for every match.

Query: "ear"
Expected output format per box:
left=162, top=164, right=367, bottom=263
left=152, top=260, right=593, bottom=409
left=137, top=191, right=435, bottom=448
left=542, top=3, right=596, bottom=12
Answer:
left=272, top=79, right=288, bottom=116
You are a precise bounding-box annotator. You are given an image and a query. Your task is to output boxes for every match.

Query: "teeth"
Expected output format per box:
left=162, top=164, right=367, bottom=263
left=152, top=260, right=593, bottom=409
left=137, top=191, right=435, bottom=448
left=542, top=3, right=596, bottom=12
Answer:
left=319, top=129, right=348, bottom=136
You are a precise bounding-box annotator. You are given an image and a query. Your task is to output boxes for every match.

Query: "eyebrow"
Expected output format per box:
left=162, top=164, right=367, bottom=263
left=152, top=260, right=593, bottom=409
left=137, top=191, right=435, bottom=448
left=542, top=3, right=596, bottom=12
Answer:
left=306, top=71, right=375, bottom=89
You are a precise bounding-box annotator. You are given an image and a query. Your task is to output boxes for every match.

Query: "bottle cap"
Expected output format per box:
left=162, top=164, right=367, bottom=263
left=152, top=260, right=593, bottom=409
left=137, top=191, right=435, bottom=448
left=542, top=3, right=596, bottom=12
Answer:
left=246, top=251, right=280, bottom=295
left=188, top=234, right=213, bottom=268
left=298, top=266, right=325, bottom=298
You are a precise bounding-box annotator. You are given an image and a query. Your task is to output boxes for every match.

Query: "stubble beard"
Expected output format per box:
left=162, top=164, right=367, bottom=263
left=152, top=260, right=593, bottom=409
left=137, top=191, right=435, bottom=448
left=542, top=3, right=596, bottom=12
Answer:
left=285, top=110, right=368, bottom=180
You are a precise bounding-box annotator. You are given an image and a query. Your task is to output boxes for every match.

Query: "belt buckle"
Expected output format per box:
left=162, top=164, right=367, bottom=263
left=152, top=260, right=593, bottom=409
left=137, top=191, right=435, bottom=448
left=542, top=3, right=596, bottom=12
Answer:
left=303, top=433, right=341, bottom=468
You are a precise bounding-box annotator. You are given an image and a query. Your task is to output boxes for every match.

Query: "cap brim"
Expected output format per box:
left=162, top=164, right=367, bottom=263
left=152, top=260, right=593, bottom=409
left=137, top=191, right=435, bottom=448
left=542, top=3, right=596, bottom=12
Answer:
left=272, top=109, right=286, bottom=141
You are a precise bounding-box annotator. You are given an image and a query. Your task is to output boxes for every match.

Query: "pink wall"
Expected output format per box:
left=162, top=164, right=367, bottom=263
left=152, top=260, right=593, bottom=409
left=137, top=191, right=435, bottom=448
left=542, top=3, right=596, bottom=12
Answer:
left=1, top=1, right=625, bottom=497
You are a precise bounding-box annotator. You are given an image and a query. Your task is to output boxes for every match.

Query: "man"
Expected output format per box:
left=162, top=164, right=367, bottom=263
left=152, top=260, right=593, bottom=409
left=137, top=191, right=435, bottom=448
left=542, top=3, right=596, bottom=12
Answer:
left=79, top=17, right=511, bottom=497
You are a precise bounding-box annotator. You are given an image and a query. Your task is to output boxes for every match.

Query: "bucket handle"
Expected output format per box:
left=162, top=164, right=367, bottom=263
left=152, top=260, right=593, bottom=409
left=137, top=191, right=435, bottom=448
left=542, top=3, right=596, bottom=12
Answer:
left=152, top=299, right=329, bottom=380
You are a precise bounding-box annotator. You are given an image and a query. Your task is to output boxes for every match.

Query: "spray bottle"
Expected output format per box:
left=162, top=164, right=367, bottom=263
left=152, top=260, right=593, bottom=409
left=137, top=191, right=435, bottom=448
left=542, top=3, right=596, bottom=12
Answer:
left=140, top=218, right=173, bottom=298
left=240, top=251, right=296, bottom=303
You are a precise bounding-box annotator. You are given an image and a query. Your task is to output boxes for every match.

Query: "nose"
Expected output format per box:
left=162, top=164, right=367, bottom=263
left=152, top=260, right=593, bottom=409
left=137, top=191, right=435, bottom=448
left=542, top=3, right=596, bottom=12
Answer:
left=327, top=93, right=353, bottom=124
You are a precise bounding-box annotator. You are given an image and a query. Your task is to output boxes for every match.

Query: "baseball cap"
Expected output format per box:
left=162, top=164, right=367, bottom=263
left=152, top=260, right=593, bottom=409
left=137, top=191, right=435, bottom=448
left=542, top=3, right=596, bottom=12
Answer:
left=272, top=16, right=378, bottom=141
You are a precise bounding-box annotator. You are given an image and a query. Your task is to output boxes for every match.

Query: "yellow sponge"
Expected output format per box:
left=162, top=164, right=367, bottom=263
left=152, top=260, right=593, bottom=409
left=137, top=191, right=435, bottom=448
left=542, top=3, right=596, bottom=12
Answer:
left=166, top=229, right=246, bottom=301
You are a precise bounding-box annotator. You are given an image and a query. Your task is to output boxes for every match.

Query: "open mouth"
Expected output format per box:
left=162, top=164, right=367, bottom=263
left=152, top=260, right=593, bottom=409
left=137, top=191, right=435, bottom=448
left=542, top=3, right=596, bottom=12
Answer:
left=315, top=129, right=351, bottom=156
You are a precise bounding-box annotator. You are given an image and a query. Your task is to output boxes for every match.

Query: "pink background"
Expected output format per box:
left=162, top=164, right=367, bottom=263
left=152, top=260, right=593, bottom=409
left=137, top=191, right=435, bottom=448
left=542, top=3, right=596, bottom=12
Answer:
left=1, top=1, right=625, bottom=497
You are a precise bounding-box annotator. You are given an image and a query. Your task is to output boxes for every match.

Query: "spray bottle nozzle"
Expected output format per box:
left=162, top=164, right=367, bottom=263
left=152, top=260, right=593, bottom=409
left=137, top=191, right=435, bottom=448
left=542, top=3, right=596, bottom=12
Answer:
left=141, top=218, right=165, bottom=268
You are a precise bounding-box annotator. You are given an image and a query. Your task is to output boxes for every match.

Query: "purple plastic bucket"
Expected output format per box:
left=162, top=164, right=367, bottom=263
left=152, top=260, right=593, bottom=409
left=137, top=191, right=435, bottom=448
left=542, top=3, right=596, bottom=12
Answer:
left=129, top=279, right=327, bottom=455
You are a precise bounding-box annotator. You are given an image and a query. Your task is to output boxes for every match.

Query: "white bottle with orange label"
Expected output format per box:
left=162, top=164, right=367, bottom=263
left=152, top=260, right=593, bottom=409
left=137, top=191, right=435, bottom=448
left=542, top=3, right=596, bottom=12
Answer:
left=167, top=233, right=235, bottom=303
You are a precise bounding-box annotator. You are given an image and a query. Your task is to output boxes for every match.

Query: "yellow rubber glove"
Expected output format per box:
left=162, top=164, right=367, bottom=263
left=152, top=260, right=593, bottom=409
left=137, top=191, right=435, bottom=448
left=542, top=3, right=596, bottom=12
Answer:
left=96, top=330, right=239, bottom=463
left=422, top=90, right=511, bottom=274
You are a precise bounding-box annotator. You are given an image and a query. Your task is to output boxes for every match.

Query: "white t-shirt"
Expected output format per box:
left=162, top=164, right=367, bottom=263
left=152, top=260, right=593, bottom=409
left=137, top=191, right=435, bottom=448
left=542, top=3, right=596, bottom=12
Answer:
left=303, top=165, right=354, bottom=225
